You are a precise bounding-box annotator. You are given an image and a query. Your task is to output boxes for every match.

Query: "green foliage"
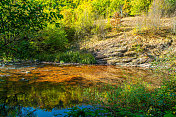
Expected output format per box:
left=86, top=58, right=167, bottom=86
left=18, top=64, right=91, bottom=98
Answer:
left=148, top=0, right=176, bottom=17
left=0, top=0, right=57, bottom=39
left=73, top=1, right=95, bottom=39
left=91, top=0, right=111, bottom=17
left=82, top=77, right=176, bottom=117
left=55, top=51, right=96, bottom=64
left=35, top=53, right=56, bottom=62
left=109, top=0, right=124, bottom=16
left=7, top=40, right=35, bottom=59
left=122, top=0, right=132, bottom=16
left=64, top=27, right=76, bottom=42
left=0, top=0, right=174, bottom=62
left=35, top=26, right=68, bottom=53
left=0, top=36, right=36, bottom=60
left=65, top=106, right=111, bottom=117
left=91, top=18, right=108, bottom=39
left=130, top=0, right=153, bottom=15
left=60, top=8, right=74, bottom=27
left=59, top=1, right=95, bottom=39
left=0, top=0, right=62, bottom=60
left=35, top=50, right=96, bottom=64
left=91, top=0, right=154, bottom=17
left=164, top=0, right=176, bottom=16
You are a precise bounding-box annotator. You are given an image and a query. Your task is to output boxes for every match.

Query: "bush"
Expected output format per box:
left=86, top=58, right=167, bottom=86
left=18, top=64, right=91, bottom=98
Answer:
left=82, top=77, right=176, bottom=116
left=60, top=8, right=74, bottom=27
left=73, top=1, right=95, bottom=39
left=91, top=0, right=111, bottom=17
left=91, top=17, right=111, bottom=40
left=130, top=0, right=152, bottom=15
left=64, top=27, right=77, bottom=42
left=149, top=0, right=176, bottom=17
left=35, top=50, right=96, bottom=64
left=35, top=53, right=56, bottom=62
left=163, top=0, right=176, bottom=17
left=34, top=26, right=68, bottom=54
left=109, top=0, right=124, bottom=14
left=55, top=51, right=96, bottom=64
left=122, top=0, right=132, bottom=16
left=0, top=35, right=37, bottom=60
left=0, top=0, right=62, bottom=61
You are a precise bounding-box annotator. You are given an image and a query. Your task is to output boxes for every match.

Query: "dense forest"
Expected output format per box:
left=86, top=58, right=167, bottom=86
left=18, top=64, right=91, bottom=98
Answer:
left=0, top=0, right=175, bottom=64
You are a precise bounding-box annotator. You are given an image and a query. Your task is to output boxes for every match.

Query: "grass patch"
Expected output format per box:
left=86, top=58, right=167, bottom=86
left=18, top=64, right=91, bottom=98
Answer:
left=65, top=76, right=176, bottom=117
left=36, top=51, right=96, bottom=64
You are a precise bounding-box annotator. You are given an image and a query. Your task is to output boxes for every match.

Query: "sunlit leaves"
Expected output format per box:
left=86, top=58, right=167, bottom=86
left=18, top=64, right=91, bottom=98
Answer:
left=130, top=0, right=152, bottom=15
left=0, top=0, right=63, bottom=59
left=0, top=0, right=62, bottom=40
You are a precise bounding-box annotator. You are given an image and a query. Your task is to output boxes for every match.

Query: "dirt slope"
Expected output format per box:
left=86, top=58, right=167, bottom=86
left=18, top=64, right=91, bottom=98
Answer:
left=80, top=17, right=176, bottom=68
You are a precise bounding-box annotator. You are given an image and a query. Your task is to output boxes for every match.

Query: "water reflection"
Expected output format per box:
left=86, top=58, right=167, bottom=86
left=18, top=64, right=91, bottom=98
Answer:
left=0, top=64, right=165, bottom=116
left=0, top=79, right=95, bottom=116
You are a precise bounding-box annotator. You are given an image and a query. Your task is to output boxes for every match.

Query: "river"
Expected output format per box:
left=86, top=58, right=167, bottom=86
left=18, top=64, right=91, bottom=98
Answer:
left=0, top=63, right=164, bottom=116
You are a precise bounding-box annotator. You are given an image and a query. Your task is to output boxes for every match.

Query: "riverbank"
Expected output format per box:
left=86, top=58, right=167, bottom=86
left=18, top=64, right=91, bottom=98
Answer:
left=79, top=17, right=176, bottom=69
left=1, top=16, right=175, bottom=69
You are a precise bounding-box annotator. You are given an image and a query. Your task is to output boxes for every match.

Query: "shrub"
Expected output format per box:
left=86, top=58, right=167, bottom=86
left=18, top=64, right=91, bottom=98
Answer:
left=122, top=0, right=132, bottom=16
left=63, top=27, right=77, bottom=42
left=34, top=50, right=96, bottom=64
left=109, top=0, right=124, bottom=16
left=35, top=53, right=56, bottom=62
left=60, top=8, right=74, bottom=28
left=82, top=76, right=176, bottom=116
left=130, top=0, right=153, bottom=15
left=0, top=0, right=62, bottom=60
left=34, top=26, right=68, bottom=54
left=73, top=1, right=95, bottom=39
left=148, top=0, right=176, bottom=17
left=55, top=51, right=96, bottom=64
left=162, top=0, right=176, bottom=17
left=91, top=17, right=108, bottom=39
left=91, top=0, right=111, bottom=17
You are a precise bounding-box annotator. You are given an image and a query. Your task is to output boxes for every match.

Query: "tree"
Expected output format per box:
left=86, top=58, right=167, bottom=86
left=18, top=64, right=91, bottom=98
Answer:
left=0, top=0, right=62, bottom=59
left=130, top=0, right=153, bottom=15
left=122, top=0, right=131, bottom=16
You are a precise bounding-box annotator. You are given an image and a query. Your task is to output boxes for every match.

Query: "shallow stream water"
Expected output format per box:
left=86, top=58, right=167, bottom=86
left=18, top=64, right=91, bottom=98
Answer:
left=0, top=63, right=163, bottom=116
